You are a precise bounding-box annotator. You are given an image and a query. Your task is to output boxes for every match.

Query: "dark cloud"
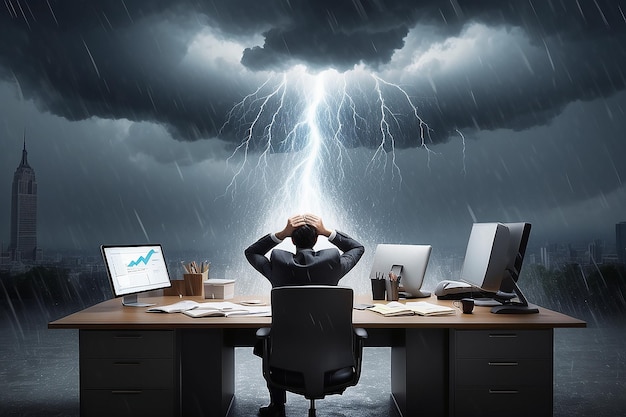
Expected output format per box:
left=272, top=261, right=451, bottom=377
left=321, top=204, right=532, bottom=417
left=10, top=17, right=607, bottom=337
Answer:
left=0, top=0, right=625, bottom=149
left=238, top=0, right=422, bottom=72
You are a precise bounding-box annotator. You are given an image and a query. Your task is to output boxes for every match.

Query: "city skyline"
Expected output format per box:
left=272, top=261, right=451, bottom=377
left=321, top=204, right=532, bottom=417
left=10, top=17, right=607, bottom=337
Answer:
left=1, top=1, right=625, bottom=265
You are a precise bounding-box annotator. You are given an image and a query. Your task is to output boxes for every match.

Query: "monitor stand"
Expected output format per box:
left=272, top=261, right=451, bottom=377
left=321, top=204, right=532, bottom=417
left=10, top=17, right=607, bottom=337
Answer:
left=490, top=279, right=538, bottom=314
left=474, top=290, right=516, bottom=307
left=121, top=294, right=155, bottom=307
left=491, top=302, right=539, bottom=314
left=399, top=289, right=431, bottom=299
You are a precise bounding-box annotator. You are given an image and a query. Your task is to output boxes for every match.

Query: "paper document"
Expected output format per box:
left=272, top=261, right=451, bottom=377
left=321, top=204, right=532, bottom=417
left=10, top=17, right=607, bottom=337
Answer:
left=405, top=301, right=456, bottom=316
left=367, top=302, right=416, bottom=317
left=146, top=299, right=200, bottom=313
left=146, top=300, right=271, bottom=317
left=367, top=301, right=456, bottom=317
left=183, top=304, right=270, bottom=318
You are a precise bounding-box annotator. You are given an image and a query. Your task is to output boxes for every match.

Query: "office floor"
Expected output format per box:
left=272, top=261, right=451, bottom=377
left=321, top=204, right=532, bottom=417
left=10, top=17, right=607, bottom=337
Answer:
left=0, top=312, right=625, bottom=416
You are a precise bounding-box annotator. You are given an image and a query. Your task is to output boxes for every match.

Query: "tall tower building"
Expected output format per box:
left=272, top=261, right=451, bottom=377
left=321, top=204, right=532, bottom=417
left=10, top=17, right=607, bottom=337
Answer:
left=617, top=222, right=626, bottom=264
left=8, top=138, right=42, bottom=262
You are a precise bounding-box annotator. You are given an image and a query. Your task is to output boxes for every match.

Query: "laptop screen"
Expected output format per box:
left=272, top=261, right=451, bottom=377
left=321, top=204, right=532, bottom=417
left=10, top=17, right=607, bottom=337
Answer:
left=101, top=244, right=172, bottom=297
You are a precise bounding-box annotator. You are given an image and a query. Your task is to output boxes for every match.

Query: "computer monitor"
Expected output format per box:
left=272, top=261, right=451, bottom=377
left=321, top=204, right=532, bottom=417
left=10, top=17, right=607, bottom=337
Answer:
left=499, top=222, right=532, bottom=294
left=460, top=223, right=510, bottom=293
left=459, top=223, right=538, bottom=314
left=101, top=244, right=172, bottom=307
left=473, top=222, right=532, bottom=304
left=369, top=244, right=432, bottom=298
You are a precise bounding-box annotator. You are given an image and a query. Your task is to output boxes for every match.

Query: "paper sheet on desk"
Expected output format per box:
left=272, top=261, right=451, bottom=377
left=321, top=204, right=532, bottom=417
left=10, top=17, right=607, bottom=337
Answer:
left=183, top=301, right=271, bottom=318
left=405, top=301, right=456, bottom=316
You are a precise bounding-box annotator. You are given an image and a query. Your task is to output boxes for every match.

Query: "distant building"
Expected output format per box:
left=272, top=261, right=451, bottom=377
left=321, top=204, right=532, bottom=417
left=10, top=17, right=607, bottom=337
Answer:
left=7, top=138, right=43, bottom=262
left=588, top=239, right=603, bottom=265
left=617, top=222, right=626, bottom=264
left=540, top=246, right=551, bottom=270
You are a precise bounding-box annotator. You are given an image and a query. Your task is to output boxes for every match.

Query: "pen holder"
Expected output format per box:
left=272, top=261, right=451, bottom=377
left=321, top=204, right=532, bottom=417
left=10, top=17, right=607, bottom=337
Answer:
left=371, top=279, right=386, bottom=300
left=386, top=279, right=399, bottom=301
left=184, top=271, right=208, bottom=297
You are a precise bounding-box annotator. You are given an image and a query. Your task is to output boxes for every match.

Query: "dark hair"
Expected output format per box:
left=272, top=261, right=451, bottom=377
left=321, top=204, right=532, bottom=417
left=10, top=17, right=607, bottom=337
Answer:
left=291, top=224, right=317, bottom=249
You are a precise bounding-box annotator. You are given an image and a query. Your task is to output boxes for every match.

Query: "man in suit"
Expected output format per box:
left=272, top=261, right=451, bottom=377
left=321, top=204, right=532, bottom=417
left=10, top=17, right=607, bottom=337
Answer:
left=244, top=213, right=365, bottom=417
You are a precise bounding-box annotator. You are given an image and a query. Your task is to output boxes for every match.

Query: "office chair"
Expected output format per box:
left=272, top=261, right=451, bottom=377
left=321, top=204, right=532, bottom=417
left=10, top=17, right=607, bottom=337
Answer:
left=256, top=285, right=368, bottom=417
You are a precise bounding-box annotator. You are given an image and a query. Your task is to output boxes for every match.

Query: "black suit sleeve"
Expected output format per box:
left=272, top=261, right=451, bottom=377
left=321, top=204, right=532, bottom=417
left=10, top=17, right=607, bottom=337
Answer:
left=244, top=234, right=279, bottom=280
left=329, top=231, right=365, bottom=276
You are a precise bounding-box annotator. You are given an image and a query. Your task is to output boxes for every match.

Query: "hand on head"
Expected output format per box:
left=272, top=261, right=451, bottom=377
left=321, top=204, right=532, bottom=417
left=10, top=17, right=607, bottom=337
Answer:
left=287, top=214, right=307, bottom=232
left=302, top=214, right=331, bottom=237
left=276, top=213, right=331, bottom=240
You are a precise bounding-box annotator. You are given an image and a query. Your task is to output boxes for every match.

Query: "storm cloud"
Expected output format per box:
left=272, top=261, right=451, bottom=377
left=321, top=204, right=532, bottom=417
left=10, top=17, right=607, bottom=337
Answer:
left=1, top=0, right=625, bottom=148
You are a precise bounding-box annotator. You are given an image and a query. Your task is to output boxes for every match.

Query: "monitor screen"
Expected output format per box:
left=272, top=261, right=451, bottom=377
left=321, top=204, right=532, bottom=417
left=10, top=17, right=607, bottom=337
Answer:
left=459, top=223, right=510, bottom=293
left=101, top=244, right=171, bottom=306
left=369, top=244, right=432, bottom=298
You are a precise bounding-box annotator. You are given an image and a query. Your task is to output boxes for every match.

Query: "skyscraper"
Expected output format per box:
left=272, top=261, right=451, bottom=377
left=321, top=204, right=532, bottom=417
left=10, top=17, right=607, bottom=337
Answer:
left=617, top=222, right=626, bottom=264
left=8, top=138, right=42, bottom=262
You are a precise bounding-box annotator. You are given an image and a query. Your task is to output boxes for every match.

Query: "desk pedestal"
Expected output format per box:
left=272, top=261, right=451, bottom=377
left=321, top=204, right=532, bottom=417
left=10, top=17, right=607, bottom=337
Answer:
left=180, top=329, right=234, bottom=417
left=391, top=329, right=448, bottom=416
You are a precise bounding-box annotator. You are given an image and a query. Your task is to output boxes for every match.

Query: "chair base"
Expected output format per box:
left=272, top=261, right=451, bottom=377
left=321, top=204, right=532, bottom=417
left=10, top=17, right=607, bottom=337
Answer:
left=308, top=399, right=316, bottom=417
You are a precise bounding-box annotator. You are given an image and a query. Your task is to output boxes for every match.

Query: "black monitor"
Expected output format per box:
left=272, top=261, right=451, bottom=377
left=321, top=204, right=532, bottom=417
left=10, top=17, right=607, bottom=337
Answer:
left=369, top=244, right=432, bottom=298
left=101, top=244, right=172, bottom=307
left=499, top=222, right=532, bottom=293
left=459, top=223, right=538, bottom=314
left=459, top=223, right=510, bottom=293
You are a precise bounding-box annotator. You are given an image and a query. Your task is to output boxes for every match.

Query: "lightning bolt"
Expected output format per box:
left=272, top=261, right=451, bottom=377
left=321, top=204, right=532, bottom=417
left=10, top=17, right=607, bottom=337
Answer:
left=455, top=128, right=467, bottom=175
left=220, top=67, right=439, bottom=240
left=366, top=74, right=436, bottom=182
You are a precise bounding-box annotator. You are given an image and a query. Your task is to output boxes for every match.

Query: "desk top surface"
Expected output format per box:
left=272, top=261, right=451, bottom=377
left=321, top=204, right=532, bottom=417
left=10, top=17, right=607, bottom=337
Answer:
left=48, top=294, right=586, bottom=330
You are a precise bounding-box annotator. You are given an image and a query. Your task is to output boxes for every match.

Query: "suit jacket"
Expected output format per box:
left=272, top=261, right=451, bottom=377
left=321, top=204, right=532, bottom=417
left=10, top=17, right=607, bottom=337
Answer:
left=244, top=231, right=365, bottom=288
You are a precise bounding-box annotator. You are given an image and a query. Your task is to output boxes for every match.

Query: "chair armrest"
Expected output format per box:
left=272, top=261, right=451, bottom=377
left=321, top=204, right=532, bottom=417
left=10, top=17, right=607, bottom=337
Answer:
left=354, top=327, right=368, bottom=340
left=353, top=327, right=368, bottom=377
left=256, top=327, right=271, bottom=339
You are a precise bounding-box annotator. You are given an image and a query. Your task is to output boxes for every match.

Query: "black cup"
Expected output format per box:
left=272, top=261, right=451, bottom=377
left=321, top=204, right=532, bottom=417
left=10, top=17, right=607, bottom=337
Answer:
left=371, top=279, right=386, bottom=300
left=461, top=298, right=474, bottom=314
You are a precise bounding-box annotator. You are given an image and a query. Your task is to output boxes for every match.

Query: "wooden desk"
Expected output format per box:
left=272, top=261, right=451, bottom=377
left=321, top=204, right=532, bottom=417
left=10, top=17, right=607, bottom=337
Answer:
left=49, top=295, right=585, bottom=417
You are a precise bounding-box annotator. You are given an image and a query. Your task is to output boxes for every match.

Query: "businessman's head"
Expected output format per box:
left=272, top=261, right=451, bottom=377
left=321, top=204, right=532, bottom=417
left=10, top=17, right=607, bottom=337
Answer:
left=291, top=224, right=317, bottom=249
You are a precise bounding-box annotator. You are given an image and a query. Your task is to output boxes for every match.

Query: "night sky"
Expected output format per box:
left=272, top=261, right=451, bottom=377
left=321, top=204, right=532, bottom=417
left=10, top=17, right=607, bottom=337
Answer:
left=1, top=0, right=625, bottom=272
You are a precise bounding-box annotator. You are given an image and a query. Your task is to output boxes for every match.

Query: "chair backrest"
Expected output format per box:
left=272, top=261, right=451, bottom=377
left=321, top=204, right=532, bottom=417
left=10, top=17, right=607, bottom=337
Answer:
left=269, top=285, right=355, bottom=397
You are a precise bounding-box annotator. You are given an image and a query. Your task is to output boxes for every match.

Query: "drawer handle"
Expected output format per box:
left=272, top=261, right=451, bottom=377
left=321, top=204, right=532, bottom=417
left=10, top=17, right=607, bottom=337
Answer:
left=489, top=389, right=519, bottom=395
left=114, top=361, right=141, bottom=366
left=111, top=390, right=142, bottom=395
left=114, top=335, right=144, bottom=339
left=488, top=362, right=519, bottom=366
left=488, top=334, right=517, bottom=338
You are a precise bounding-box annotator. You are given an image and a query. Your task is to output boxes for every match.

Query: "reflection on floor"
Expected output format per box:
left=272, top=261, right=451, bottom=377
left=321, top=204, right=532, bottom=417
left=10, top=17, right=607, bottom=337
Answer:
left=1, top=318, right=625, bottom=417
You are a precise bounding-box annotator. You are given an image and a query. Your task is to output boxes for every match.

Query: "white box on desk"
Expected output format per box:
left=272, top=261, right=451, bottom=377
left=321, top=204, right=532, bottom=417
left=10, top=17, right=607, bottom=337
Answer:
left=203, top=279, right=235, bottom=299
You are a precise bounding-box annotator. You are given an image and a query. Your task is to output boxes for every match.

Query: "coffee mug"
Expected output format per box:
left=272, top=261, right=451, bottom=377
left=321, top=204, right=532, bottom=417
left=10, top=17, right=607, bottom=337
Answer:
left=460, top=298, right=474, bottom=314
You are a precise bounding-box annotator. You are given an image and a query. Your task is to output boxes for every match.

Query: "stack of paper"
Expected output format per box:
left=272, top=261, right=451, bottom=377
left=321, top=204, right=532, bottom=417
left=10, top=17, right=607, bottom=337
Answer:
left=367, top=301, right=455, bottom=317
left=146, top=300, right=270, bottom=317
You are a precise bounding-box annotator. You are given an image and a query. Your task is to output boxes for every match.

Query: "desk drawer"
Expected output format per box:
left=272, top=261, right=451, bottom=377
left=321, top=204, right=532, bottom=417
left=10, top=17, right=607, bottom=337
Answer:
left=81, top=358, right=175, bottom=389
left=455, top=358, right=552, bottom=386
left=455, top=386, right=551, bottom=417
left=80, top=330, right=175, bottom=358
left=455, top=329, right=552, bottom=359
left=81, top=388, right=175, bottom=417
